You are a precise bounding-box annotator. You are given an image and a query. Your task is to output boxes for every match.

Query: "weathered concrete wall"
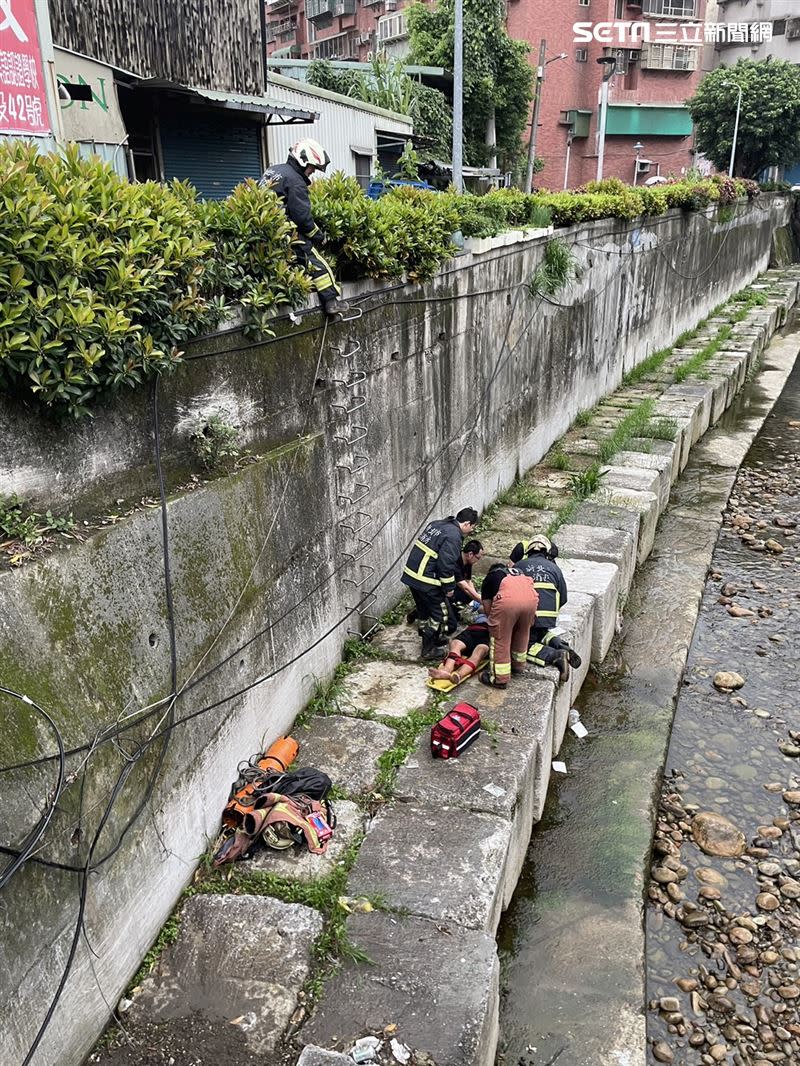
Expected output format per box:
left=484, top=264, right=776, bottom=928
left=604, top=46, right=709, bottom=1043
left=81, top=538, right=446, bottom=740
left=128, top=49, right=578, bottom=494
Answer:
left=0, top=195, right=792, bottom=1066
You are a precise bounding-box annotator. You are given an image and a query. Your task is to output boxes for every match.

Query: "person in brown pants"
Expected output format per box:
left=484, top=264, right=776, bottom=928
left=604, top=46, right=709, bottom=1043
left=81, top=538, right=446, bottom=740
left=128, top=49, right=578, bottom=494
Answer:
left=479, top=564, right=540, bottom=688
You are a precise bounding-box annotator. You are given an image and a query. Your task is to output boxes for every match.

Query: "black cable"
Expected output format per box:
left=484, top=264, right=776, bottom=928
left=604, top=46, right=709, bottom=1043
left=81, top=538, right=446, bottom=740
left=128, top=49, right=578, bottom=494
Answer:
left=0, top=688, right=65, bottom=889
left=0, top=278, right=535, bottom=785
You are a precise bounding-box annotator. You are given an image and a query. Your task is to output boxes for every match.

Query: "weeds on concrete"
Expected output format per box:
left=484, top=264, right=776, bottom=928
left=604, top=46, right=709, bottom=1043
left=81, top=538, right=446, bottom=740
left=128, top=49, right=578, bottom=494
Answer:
left=569, top=465, right=604, bottom=501
left=573, top=407, right=594, bottom=428
left=528, top=238, right=578, bottom=298
left=621, top=346, right=672, bottom=386
left=639, top=417, right=679, bottom=442
left=501, top=480, right=549, bottom=509
left=596, top=398, right=656, bottom=463
left=546, top=499, right=577, bottom=537
left=674, top=325, right=732, bottom=383
left=378, top=592, right=413, bottom=628
left=547, top=444, right=571, bottom=470
left=0, top=493, right=76, bottom=566
left=373, top=703, right=445, bottom=798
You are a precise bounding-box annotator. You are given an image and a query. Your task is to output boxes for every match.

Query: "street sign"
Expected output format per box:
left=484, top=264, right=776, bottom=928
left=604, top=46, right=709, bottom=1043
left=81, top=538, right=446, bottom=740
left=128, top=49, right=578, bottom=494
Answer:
left=0, top=0, right=51, bottom=134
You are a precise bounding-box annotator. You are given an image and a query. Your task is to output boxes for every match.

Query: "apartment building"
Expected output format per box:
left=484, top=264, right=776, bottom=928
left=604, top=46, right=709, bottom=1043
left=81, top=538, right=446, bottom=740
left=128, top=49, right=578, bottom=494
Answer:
left=507, top=0, right=710, bottom=188
left=712, top=0, right=800, bottom=63
left=266, top=0, right=413, bottom=63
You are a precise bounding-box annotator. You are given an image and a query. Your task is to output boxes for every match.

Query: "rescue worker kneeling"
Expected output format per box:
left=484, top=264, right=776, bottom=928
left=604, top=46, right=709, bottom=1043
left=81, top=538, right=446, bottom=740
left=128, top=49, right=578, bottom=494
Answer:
left=260, top=139, right=350, bottom=318
left=401, top=507, right=479, bottom=659
left=512, top=534, right=582, bottom=683
left=480, top=564, right=539, bottom=689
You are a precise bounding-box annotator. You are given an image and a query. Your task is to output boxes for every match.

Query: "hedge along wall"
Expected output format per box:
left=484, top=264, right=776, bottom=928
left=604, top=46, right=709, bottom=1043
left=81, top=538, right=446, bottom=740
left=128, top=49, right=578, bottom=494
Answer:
left=0, top=193, right=793, bottom=1066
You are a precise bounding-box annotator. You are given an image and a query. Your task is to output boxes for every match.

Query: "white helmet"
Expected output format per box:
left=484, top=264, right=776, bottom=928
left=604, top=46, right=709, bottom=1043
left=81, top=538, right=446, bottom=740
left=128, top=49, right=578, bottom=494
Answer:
left=289, top=139, right=331, bottom=172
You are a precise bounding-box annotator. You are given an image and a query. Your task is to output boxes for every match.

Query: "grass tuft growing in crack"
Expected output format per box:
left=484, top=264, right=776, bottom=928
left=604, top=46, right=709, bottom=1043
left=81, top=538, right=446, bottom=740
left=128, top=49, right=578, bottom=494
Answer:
left=501, top=480, right=549, bottom=509
left=569, top=465, right=604, bottom=501
left=373, top=703, right=445, bottom=798
left=674, top=325, right=732, bottom=383
left=596, top=398, right=656, bottom=463
left=638, top=417, right=678, bottom=442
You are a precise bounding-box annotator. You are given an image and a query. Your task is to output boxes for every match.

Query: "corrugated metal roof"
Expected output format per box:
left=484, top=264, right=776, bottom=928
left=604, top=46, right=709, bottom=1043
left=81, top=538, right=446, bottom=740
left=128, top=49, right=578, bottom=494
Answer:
left=132, top=79, right=316, bottom=123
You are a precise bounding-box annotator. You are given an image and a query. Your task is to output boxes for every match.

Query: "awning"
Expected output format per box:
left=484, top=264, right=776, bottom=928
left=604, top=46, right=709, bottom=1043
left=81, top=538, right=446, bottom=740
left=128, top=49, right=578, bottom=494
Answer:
left=130, top=79, right=316, bottom=124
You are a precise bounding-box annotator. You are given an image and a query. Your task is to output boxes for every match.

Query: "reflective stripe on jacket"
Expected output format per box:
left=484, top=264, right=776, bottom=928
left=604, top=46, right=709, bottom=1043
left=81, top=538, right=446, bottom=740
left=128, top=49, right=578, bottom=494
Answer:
left=401, top=517, right=462, bottom=590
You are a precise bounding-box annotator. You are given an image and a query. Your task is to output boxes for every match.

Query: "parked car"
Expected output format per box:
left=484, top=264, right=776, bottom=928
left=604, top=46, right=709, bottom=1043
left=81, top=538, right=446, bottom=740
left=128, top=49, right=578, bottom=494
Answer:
left=367, top=178, right=437, bottom=199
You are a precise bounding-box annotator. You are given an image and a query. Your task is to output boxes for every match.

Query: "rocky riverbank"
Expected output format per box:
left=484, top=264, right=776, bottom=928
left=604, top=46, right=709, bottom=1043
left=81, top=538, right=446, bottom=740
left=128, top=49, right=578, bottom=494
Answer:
left=646, top=358, right=800, bottom=1066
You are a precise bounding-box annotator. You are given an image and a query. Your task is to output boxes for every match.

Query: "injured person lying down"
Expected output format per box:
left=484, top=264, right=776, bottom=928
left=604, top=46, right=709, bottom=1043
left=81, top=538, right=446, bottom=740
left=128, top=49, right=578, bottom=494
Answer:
left=427, top=614, right=490, bottom=693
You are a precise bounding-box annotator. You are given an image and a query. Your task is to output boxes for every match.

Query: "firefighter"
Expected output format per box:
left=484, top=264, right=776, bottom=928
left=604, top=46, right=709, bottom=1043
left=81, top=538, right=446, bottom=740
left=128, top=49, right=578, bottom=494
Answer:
left=401, top=507, right=479, bottom=659
left=479, top=564, right=539, bottom=688
left=260, top=139, right=350, bottom=317
left=513, top=535, right=582, bottom=683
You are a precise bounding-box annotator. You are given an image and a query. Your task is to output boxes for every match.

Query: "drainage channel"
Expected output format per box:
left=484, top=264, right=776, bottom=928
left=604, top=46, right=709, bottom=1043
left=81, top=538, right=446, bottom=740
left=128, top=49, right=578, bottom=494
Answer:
left=644, top=347, right=800, bottom=1058
left=495, top=325, right=800, bottom=1066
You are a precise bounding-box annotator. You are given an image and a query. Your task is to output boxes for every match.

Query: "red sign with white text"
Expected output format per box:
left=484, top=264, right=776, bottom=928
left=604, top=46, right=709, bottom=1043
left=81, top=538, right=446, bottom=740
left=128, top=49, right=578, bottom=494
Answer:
left=0, top=0, right=50, bottom=134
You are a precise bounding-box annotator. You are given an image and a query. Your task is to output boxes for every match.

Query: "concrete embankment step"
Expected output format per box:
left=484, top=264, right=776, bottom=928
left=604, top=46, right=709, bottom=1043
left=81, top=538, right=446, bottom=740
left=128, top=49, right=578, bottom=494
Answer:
left=122, top=895, right=323, bottom=1058
left=100, top=267, right=800, bottom=1066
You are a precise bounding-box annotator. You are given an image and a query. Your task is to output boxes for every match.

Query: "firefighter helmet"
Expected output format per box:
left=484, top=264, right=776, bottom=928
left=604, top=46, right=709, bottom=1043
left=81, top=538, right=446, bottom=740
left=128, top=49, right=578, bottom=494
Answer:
left=526, top=535, right=553, bottom=556
left=289, top=139, right=331, bottom=172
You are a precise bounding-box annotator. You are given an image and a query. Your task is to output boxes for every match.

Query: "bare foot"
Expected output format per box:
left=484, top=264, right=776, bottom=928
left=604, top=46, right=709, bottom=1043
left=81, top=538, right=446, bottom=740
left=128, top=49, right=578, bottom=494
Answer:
left=428, top=666, right=455, bottom=681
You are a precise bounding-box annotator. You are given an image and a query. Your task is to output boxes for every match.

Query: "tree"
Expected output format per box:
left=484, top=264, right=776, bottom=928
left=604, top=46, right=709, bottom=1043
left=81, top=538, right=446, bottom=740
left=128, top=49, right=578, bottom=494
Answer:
left=407, top=0, right=533, bottom=171
left=687, top=59, right=800, bottom=178
left=306, top=57, right=452, bottom=160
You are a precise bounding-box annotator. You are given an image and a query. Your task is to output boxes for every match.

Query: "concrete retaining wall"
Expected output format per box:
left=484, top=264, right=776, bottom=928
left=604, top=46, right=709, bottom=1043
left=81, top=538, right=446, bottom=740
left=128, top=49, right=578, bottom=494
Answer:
left=0, top=196, right=793, bottom=1066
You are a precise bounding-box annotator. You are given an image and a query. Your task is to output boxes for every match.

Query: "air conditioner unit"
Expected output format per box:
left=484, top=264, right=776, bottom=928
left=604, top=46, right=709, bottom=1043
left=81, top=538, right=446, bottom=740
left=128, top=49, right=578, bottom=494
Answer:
left=628, top=49, right=641, bottom=60
left=358, top=32, right=372, bottom=43
left=385, top=0, right=397, bottom=9
left=788, top=18, right=800, bottom=39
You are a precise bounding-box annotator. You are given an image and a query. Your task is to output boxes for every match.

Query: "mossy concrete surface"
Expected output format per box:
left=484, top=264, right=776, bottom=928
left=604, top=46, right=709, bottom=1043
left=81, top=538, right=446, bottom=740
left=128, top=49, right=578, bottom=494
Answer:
left=2, top=245, right=800, bottom=1065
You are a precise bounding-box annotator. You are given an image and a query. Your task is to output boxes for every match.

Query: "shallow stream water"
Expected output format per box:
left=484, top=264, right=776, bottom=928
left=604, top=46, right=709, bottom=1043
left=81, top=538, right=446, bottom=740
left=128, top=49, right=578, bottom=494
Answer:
left=497, top=336, right=800, bottom=1066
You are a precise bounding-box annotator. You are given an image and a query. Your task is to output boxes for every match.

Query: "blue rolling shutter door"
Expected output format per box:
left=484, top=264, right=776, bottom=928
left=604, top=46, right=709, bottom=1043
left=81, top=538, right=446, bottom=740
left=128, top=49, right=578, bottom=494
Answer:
left=160, top=114, right=262, bottom=199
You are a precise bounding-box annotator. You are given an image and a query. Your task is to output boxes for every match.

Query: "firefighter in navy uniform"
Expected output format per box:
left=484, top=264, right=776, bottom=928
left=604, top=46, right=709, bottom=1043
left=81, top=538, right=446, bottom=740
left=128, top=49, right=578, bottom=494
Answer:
left=513, top=535, right=582, bottom=683
left=260, top=139, right=350, bottom=317
left=401, top=507, right=479, bottom=659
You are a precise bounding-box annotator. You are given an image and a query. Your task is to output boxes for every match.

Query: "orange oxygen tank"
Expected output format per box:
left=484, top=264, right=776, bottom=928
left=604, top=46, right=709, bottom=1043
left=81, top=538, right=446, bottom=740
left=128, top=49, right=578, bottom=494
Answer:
left=261, top=736, right=298, bottom=774
left=222, top=736, right=299, bottom=828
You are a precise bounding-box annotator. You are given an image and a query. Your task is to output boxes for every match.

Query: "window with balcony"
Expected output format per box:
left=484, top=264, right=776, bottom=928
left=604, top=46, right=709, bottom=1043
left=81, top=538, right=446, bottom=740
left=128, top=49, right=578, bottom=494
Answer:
left=641, top=0, right=697, bottom=18
left=641, top=43, right=699, bottom=70
left=312, top=30, right=359, bottom=58
left=306, top=0, right=333, bottom=21
left=377, top=12, right=408, bottom=42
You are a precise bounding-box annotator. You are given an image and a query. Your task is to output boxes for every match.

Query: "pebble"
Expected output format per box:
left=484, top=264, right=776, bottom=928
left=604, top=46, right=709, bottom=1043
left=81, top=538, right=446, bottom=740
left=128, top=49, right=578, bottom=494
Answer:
left=759, top=828, right=783, bottom=841
left=778, top=742, right=800, bottom=758
left=696, top=867, right=728, bottom=887
left=756, top=893, right=781, bottom=911
left=759, top=862, right=782, bottom=876
left=660, top=996, right=681, bottom=1012
left=714, top=671, right=746, bottom=691
left=653, top=866, right=680, bottom=884
left=782, top=791, right=800, bottom=805
left=779, top=880, right=800, bottom=899
left=765, top=539, right=785, bottom=553
left=699, top=886, right=722, bottom=901
left=692, top=812, right=747, bottom=857
left=652, top=1040, right=674, bottom=1063
left=710, top=1045, right=728, bottom=1062
left=676, top=978, right=699, bottom=992
left=778, top=986, right=799, bottom=1000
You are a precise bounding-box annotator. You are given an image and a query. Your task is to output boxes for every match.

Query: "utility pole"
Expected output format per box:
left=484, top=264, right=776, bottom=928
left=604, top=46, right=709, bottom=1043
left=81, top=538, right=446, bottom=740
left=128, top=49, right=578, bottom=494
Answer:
left=729, top=83, right=743, bottom=177
left=524, top=39, right=547, bottom=194
left=452, top=0, right=464, bottom=192
left=596, top=56, right=617, bottom=182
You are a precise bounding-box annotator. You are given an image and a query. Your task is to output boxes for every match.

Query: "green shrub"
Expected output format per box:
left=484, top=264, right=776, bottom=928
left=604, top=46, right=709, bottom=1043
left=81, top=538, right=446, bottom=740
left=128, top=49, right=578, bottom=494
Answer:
left=381, top=186, right=459, bottom=280
left=310, top=172, right=392, bottom=279
left=197, top=181, right=310, bottom=333
left=0, top=143, right=217, bottom=418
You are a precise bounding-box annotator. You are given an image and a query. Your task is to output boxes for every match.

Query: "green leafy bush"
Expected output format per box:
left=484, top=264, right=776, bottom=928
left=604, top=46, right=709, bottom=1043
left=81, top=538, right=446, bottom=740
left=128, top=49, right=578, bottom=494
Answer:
left=381, top=186, right=459, bottom=280
left=309, top=173, right=392, bottom=279
left=0, top=143, right=215, bottom=418
left=197, top=181, right=310, bottom=333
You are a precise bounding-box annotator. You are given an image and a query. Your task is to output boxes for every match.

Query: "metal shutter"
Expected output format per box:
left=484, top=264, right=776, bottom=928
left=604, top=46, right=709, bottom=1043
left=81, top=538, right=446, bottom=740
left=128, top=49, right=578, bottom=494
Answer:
left=160, top=114, right=262, bottom=200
